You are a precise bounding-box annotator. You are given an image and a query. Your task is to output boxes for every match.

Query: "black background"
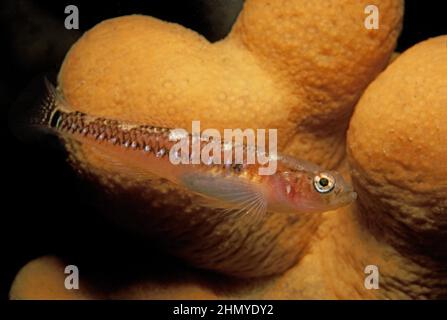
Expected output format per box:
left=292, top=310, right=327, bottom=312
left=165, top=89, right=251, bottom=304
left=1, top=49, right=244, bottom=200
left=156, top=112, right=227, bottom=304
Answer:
left=1, top=0, right=447, bottom=300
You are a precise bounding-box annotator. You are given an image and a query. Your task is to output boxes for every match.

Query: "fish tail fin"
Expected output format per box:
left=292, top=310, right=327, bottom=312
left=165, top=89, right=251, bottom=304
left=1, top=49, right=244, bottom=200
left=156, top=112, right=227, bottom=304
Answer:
left=9, top=75, right=69, bottom=142
left=36, top=78, right=59, bottom=126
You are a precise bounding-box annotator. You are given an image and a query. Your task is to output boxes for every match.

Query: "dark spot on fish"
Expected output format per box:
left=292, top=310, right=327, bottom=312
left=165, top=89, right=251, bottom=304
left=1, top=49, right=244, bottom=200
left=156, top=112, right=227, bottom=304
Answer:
left=50, top=110, right=62, bottom=128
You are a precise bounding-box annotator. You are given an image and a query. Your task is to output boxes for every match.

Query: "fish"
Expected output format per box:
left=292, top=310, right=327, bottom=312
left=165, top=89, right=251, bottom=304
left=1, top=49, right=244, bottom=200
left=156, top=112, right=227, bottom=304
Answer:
left=14, top=78, right=357, bottom=219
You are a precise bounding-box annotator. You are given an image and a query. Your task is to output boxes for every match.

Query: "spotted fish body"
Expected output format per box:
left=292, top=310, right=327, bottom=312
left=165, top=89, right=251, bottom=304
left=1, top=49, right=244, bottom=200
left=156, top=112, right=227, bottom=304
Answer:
left=25, top=80, right=357, bottom=218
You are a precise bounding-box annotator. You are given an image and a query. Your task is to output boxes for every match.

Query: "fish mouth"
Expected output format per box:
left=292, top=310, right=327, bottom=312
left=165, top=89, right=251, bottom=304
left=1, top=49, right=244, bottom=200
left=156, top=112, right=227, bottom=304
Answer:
left=346, top=184, right=357, bottom=199
left=336, top=186, right=357, bottom=206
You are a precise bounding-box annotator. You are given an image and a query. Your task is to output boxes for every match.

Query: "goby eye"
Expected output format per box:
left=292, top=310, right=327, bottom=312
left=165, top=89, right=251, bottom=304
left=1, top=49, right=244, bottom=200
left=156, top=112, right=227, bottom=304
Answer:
left=313, top=172, right=335, bottom=193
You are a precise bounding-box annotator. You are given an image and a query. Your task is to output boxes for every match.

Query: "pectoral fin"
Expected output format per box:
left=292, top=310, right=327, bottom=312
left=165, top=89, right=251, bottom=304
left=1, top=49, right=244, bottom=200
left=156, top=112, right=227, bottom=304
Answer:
left=181, top=172, right=268, bottom=220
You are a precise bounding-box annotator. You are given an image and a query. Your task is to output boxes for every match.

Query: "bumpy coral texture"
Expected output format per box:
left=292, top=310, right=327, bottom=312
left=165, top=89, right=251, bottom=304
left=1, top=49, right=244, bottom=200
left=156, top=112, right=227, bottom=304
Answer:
left=10, top=0, right=447, bottom=299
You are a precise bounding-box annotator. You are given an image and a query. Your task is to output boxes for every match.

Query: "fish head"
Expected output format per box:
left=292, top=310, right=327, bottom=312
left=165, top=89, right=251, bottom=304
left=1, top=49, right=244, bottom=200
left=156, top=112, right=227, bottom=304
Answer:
left=276, top=168, right=357, bottom=214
